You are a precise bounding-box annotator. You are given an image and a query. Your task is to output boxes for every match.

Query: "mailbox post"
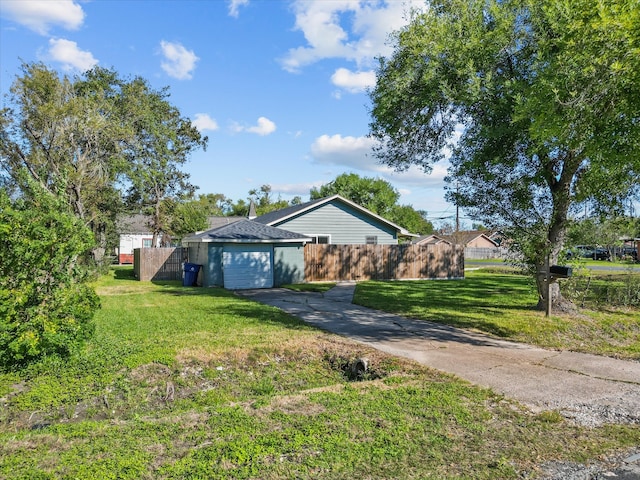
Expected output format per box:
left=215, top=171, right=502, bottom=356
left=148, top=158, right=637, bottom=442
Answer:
left=544, top=255, right=573, bottom=317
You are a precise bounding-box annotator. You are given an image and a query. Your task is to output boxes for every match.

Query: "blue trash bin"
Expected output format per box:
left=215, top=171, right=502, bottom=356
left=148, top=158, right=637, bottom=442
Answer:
left=183, top=263, right=201, bottom=287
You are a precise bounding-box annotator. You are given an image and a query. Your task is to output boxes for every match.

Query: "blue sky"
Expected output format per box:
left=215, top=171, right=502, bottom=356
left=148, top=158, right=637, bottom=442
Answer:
left=0, top=0, right=458, bottom=225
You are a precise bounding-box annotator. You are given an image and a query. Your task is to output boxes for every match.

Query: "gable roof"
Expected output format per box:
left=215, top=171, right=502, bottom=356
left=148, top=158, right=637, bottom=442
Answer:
left=182, top=219, right=311, bottom=244
left=413, top=234, right=452, bottom=245
left=254, top=194, right=415, bottom=237
left=428, top=231, right=498, bottom=246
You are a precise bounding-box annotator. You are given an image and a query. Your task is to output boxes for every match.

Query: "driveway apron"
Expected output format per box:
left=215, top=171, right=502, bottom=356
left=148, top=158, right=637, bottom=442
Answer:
left=238, top=283, right=640, bottom=427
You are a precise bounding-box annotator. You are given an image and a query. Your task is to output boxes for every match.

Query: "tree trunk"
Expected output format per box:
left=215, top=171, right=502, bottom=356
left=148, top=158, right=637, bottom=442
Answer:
left=534, top=152, right=582, bottom=313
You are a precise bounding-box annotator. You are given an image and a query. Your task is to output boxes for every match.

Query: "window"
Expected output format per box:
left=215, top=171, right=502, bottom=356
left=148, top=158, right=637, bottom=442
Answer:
left=142, top=238, right=153, bottom=248
left=307, top=234, right=330, bottom=244
left=365, top=236, right=378, bottom=245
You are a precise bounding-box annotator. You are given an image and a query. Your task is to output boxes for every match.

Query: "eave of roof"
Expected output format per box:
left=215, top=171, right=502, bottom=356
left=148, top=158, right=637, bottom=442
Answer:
left=254, top=194, right=416, bottom=236
left=182, top=219, right=311, bottom=244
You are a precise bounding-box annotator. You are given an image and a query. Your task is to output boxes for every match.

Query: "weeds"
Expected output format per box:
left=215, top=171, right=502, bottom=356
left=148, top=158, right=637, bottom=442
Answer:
left=1, top=267, right=639, bottom=479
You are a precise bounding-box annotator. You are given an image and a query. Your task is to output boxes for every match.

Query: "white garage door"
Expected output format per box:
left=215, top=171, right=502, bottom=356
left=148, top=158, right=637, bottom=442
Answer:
left=223, top=244, right=273, bottom=290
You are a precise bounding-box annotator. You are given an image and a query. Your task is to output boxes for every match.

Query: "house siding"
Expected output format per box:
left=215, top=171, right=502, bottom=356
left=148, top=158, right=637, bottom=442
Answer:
left=272, top=202, right=398, bottom=245
left=184, top=242, right=305, bottom=288
left=467, top=236, right=497, bottom=248
left=273, top=244, right=305, bottom=286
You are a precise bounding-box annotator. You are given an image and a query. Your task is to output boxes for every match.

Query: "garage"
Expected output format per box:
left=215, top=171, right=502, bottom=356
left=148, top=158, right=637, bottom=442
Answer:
left=181, top=219, right=311, bottom=289
left=223, top=244, right=273, bottom=290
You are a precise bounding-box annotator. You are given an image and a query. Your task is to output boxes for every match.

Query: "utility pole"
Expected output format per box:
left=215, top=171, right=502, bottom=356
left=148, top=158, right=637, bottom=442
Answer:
left=455, top=180, right=460, bottom=244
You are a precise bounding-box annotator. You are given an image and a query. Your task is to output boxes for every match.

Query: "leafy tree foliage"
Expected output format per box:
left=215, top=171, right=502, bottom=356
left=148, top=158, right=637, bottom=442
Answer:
left=248, top=184, right=291, bottom=215
left=168, top=199, right=209, bottom=241
left=123, top=79, right=207, bottom=247
left=0, top=64, right=132, bottom=260
left=311, top=173, right=400, bottom=217
left=567, top=216, right=640, bottom=251
left=0, top=62, right=207, bottom=257
left=0, top=188, right=99, bottom=370
left=192, top=193, right=233, bottom=216
left=369, top=0, right=640, bottom=308
left=389, top=205, right=434, bottom=236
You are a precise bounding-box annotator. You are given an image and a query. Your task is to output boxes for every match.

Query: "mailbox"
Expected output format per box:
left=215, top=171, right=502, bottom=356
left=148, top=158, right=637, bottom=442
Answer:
left=550, top=265, right=572, bottom=278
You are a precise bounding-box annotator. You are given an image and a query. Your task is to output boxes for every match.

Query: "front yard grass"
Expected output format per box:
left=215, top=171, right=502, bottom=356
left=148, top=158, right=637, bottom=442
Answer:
left=1, top=267, right=638, bottom=479
left=353, top=270, right=640, bottom=359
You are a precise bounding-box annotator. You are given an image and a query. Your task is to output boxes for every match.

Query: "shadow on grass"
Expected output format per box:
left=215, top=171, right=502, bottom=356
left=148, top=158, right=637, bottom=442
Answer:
left=112, top=267, right=137, bottom=281
left=354, top=275, right=539, bottom=338
left=143, top=281, right=316, bottom=332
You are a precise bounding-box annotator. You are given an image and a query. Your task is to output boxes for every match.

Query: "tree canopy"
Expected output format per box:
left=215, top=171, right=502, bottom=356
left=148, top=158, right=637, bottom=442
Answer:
left=369, top=0, right=640, bottom=307
left=0, top=62, right=207, bottom=258
left=0, top=63, right=206, bottom=367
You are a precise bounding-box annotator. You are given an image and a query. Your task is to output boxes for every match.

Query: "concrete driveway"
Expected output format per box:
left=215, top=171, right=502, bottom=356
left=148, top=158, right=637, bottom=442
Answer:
left=238, top=282, right=640, bottom=427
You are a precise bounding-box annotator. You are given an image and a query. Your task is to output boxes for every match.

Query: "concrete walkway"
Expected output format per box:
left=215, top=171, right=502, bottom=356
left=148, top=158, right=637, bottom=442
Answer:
left=238, top=282, right=640, bottom=427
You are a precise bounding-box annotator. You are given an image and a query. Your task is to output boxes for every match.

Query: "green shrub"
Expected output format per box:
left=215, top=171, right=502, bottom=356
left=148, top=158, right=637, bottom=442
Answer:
left=0, top=190, right=99, bottom=369
left=561, top=268, right=640, bottom=308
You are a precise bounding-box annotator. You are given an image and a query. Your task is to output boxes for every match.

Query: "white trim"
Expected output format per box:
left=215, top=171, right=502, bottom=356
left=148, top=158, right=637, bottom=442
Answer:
left=182, top=237, right=310, bottom=244
left=264, top=194, right=417, bottom=237
left=305, top=233, right=331, bottom=245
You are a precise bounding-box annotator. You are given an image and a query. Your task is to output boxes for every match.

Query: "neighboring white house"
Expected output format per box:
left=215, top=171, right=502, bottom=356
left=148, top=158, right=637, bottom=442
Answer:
left=116, top=214, right=245, bottom=264
left=116, top=214, right=156, bottom=264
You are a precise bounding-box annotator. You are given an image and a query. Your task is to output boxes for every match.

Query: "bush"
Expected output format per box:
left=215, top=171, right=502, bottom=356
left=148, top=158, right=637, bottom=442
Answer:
left=561, top=268, right=640, bottom=308
left=0, top=190, right=99, bottom=369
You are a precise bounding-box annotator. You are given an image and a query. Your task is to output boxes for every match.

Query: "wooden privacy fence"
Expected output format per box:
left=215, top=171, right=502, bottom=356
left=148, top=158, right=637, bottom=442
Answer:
left=134, top=247, right=189, bottom=281
left=304, top=244, right=464, bottom=282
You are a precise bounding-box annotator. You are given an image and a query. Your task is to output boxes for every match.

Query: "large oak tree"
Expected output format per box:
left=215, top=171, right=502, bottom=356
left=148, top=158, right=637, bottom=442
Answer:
left=369, top=0, right=640, bottom=309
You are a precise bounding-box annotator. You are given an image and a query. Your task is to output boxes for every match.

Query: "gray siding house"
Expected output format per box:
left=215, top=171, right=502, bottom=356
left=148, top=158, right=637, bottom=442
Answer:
left=254, top=194, right=413, bottom=245
left=182, top=195, right=414, bottom=289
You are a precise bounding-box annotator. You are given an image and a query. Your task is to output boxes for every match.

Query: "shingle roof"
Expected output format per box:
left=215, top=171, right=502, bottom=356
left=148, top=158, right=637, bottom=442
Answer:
left=252, top=197, right=327, bottom=225
left=413, top=234, right=451, bottom=245
left=116, top=214, right=152, bottom=234
left=206, top=216, right=244, bottom=229
left=182, top=219, right=311, bottom=244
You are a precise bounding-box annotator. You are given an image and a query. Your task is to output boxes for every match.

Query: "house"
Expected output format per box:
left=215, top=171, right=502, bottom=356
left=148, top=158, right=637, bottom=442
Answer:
left=253, top=194, right=414, bottom=245
left=116, top=214, right=244, bottom=264
left=411, top=234, right=452, bottom=246
left=181, top=195, right=416, bottom=289
left=182, top=219, right=311, bottom=289
left=116, top=214, right=158, bottom=264
left=413, top=231, right=498, bottom=248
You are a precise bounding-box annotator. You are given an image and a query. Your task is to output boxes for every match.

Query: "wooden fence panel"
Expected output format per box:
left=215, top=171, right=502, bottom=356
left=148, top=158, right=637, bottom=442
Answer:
left=304, top=244, right=463, bottom=282
left=134, top=247, right=189, bottom=281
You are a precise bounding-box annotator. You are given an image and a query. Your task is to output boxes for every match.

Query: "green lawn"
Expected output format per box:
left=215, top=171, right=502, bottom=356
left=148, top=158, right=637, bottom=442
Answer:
left=1, top=267, right=638, bottom=479
left=354, top=270, right=640, bottom=359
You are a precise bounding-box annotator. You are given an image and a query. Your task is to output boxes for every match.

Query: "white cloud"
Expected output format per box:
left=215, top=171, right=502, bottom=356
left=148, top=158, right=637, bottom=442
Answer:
left=159, top=41, right=199, bottom=80
left=310, top=133, right=448, bottom=189
left=281, top=0, right=426, bottom=73
left=270, top=181, right=323, bottom=196
left=228, top=0, right=249, bottom=18
left=310, top=134, right=378, bottom=169
left=48, top=38, right=97, bottom=71
left=192, top=113, right=219, bottom=132
left=248, top=117, right=276, bottom=135
left=0, top=0, right=84, bottom=35
left=233, top=117, right=277, bottom=136
left=331, top=68, right=376, bottom=93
